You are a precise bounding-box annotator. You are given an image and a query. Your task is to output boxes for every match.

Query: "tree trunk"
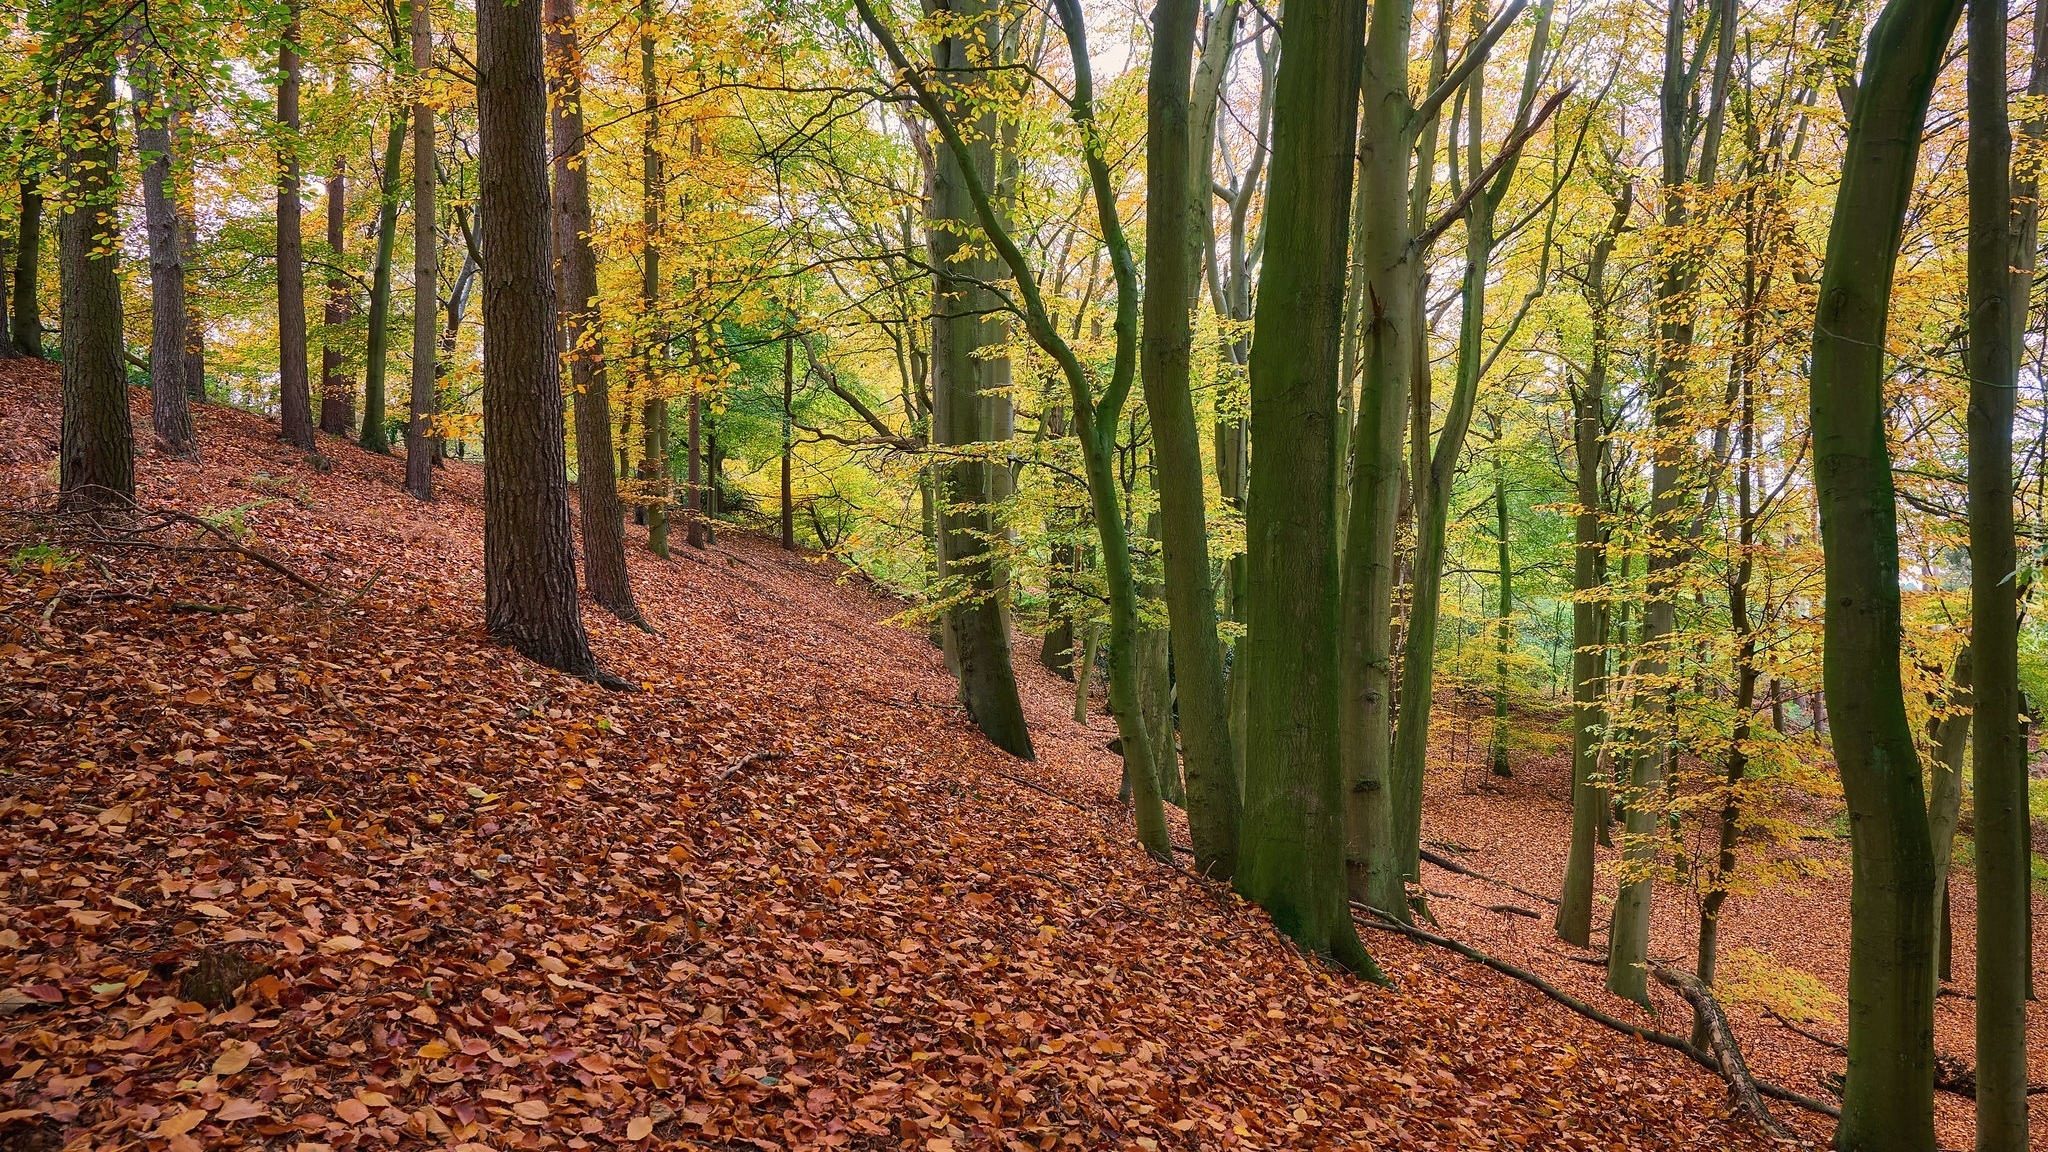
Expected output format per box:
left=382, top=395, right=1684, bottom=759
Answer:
left=177, top=121, right=204, bottom=402
left=359, top=109, right=407, bottom=454
left=1806, top=1, right=1960, bottom=1146
left=1234, top=0, right=1379, bottom=978
left=685, top=388, right=705, bottom=547
left=1556, top=186, right=1626, bottom=947
left=781, top=331, right=795, bottom=549
left=10, top=92, right=47, bottom=359
left=1967, top=0, right=2029, bottom=1142
left=1073, top=623, right=1099, bottom=724
left=638, top=0, right=670, bottom=560
left=1141, top=0, right=1237, bottom=875
left=405, top=0, right=437, bottom=499
left=276, top=0, right=314, bottom=452
left=545, top=0, right=644, bottom=626
left=319, top=164, right=354, bottom=437
left=55, top=42, right=132, bottom=511
left=1490, top=453, right=1512, bottom=776
left=475, top=0, right=606, bottom=683
left=132, top=53, right=197, bottom=459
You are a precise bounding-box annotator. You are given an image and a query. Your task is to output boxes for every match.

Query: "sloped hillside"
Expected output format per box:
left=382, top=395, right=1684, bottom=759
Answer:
left=0, top=361, right=1793, bottom=1150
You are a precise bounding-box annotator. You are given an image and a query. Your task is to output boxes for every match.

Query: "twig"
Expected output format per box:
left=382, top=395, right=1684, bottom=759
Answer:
left=1763, top=1005, right=1846, bottom=1054
left=712, top=749, right=788, bottom=785
left=1352, top=903, right=1841, bottom=1122
left=171, top=601, right=249, bottom=614
left=336, top=567, right=385, bottom=611
left=1419, top=847, right=1560, bottom=907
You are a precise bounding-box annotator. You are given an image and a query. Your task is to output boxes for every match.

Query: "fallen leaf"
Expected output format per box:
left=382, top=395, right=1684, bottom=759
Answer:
left=626, top=1116, right=654, bottom=1140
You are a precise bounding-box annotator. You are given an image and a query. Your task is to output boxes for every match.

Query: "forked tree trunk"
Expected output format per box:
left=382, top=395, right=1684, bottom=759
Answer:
left=276, top=0, right=314, bottom=452
left=132, top=53, right=197, bottom=459
left=405, top=0, right=436, bottom=500
left=545, top=0, right=643, bottom=626
left=1806, top=0, right=1960, bottom=1146
left=1234, top=0, right=1379, bottom=977
left=55, top=41, right=132, bottom=510
left=475, top=0, right=605, bottom=683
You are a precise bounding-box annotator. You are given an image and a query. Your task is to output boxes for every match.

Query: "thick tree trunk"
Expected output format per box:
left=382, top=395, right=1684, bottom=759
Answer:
left=545, top=0, right=643, bottom=626
left=924, top=0, right=1032, bottom=761
left=55, top=45, right=132, bottom=511
left=1141, top=0, right=1237, bottom=875
left=319, top=166, right=354, bottom=437
left=405, top=0, right=437, bottom=500
left=276, top=0, right=314, bottom=452
left=1234, top=0, right=1379, bottom=978
left=359, top=111, right=407, bottom=454
left=1967, top=0, right=2030, bottom=1143
left=132, top=55, right=197, bottom=459
left=475, top=0, right=606, bottom=682
left=1806, top=1, right=1960, bottom=1146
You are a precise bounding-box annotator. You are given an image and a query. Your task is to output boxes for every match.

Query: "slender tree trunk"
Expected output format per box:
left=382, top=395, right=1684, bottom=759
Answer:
left=781, top=331, right=795, bottom=549
left=638, top=0, right=670, bottom=559
left=1490, top=453, right=1513, bottom=776
left=685, top=388, right=705, bottom=547
left=360, top=108, right=407, bottom=454
left=405, top=0, right=436, bottom=499
left=1967, top=0, right=2029, bottom=1142
left=320, top=166, right=354, bottom=437
left=55, top=37, right=132, bottom=511
left=545, top=0, right=643, bottom=626
left=1926, top=651, right=1971, bottom=996
left=177, top=121, right=204, bottom=401
left=1807, top=1, right=1960, bottom=1146
left=276, top=0, right=314, bottom=451
left=1074, top=623, right=1099, bottom=724
left=476, top=0, right=606, bottom=682
left=132, top=54, right=196, bottom=459
left=10, top=95, right=47, bottom=359
left=1234, top=0, right=1379, bottom=977
left=1557, top=186, right=1625, bottom=946
left=1142, top=0, right=1237, bottom=874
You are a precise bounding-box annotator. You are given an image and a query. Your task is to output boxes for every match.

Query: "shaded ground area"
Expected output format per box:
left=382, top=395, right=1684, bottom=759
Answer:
left=3, top=359, right=1805, bottom=1149
left=1416, top=699, right=2048, bottom=1150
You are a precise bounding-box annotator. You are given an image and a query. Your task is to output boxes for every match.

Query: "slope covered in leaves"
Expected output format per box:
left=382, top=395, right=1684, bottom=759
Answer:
left=0, top=360, right=1792, bottom=1151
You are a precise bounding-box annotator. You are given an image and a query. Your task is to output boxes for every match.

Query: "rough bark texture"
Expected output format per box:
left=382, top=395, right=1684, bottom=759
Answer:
left=545, top=0, right=644, bottom=627
left=1235, top=0, right=1378, bottom=977
left=1806, top=1, right=1961, bottom=1147
left=359, top=112, right=407, bottom=454
left=178, top=133, right=204, bottom=402
left=320, top=167, right=354, bottom=437
left=924, top=0, right=1033, bottom=761
left=638, top=0, right=670, bottom=560
left=781, top=332, right=794, bottom=549
left=476, top=0, right=603, bottom=682
left=133, top=56, right=197, bottom=459
left=13, top=88, right=51, bottom=358
left=1966, top=0, right=2029, bottom=1143
left=405, top=0, right=437, bottom=500
left=55, top=49, right=133, bottom=510
left=276, top=1, right=314, bottom=452
left=1142, top=0, right=1237, bottom=875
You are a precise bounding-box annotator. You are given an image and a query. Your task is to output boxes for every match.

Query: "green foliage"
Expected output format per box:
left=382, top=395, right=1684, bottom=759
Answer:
left=1716, top=947, right=1845, bottom=1025
left=7, top=543, right=78, bottom=575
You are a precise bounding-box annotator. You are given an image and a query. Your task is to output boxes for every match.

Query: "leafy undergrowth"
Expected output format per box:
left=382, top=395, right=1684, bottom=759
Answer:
left=0, top=360, right=1785, bottom=1152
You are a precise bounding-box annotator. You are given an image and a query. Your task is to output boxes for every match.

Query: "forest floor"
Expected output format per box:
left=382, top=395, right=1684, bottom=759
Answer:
left=0, top=356, right=2025, bottom=1152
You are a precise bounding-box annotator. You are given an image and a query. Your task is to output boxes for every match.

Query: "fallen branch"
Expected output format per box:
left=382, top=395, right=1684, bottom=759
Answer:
left=171, top=601, right=250, bottom=615
left=1654, top=966, right=1789, bottom=1140
left=1763, top=1006, right=1846, bottom=1054
left=1352, top=903, right=1840, bottom=1122
left=1419, top=847, right=1559, bottom=907
left=712, top=749, right=788, bottom=785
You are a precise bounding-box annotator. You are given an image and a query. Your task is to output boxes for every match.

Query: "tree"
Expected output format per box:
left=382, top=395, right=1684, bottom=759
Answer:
left=12, top=84, right=51, bottom=358
left=132, top=47, right=197, bottom=459
left=405, top=0, right=437, bottom=500
left=52, top=11, right=131, bottom=511
left=1233, top=0, right=1380, bottom=976
left=319, top=160, right=354, bottom=437
left=475, top=0, right=607, bottom=684
left=545, top=0, right=646, bottom=627
left=1141, top=0, right=1237, bottom=877
left=1806, top=0, right=1962, bottom=1145
left=277, top=0, right=315, bottom=453
left=638, top=0, right=670, bottom=560
left=1966, top=0, right=2028, bottom=1143
left=360, top=50, right=409, bottom=456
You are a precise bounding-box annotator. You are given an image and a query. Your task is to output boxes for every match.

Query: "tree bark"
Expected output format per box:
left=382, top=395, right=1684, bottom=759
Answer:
left=359, top=107, right=407, bottom=454
left=177, top=118, right=204, bottom=401
left=132, top=52, right=197, bottom=459
left=638, top=0, right=670, bottom=559
left=1234, top=0, right=1379, bottom=977
left=1806, top=0, right=1960, bottom=1146
left=276, top=0, right=314, bottom=452
left=405, top=0, right=437, bottom=499
left=544, top=0, right=644, bottom=626
left=781, top=331, right=795, bottom=549
left=320, top=164, right=354, bottom=437
left=1967, top=0, right=2029, bottom=1142
left=55, top=38, right=132, bottom=511
left=10, top=91, right=48, bottom=359
left=476, top=0, right=606, bottom=683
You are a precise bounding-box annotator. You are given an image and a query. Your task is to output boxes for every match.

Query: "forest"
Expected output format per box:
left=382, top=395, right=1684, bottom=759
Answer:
left=0, top=0, right=2043, bottom=1148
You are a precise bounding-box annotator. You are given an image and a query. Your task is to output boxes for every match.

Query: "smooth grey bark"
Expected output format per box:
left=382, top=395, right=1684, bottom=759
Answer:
left=1142, top=0, right=1237, bottom=873
left=55, top=40, right=132, bottom=511
left=1806, top=0, right=1961, bottom=1146
left=475, top=0, right=606, bottom=683
left=276, top=0, right=314, bottom=452
left=545, top=0, right=644, bottom=626
left=405, top=0, right=436, bottom=499
left=132, top=53, right=197, bottom=459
